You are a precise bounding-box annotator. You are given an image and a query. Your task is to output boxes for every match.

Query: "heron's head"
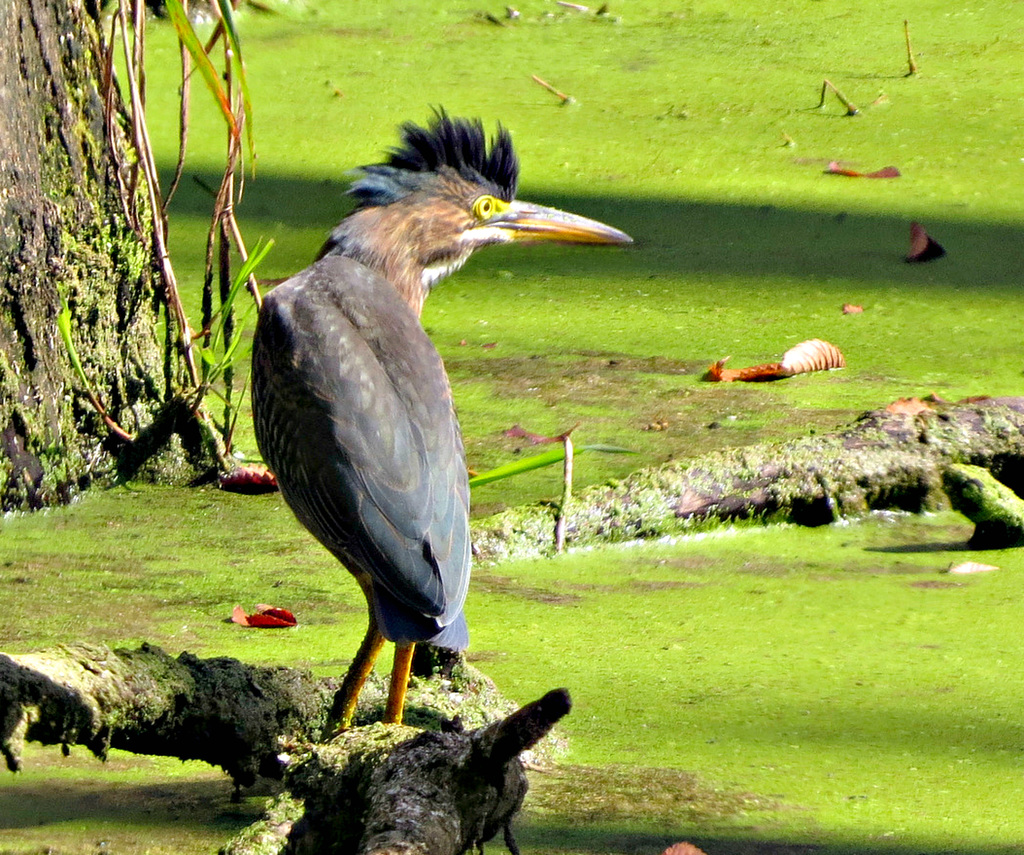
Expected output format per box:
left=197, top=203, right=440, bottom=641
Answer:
left=318, top=111, right=632, bottom=314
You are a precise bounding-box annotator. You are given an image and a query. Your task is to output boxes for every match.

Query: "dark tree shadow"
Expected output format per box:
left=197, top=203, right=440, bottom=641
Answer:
left=164, top=167, right=1024, bottom=295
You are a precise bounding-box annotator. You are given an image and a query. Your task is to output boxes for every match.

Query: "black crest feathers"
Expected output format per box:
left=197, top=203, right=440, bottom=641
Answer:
left=350, top=111, right=520, bottom=208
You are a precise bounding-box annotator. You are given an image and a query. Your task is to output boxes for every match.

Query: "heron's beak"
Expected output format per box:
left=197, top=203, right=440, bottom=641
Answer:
left=486, top=200, right=633, bottom=246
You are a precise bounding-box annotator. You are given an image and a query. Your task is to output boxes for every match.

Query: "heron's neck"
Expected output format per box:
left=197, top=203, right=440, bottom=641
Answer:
left=319, top=206, right=465, bottom=318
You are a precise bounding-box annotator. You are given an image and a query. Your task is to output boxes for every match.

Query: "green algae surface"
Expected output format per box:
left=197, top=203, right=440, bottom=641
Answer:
left=4, top=491, right=1024, bottom=854
left=4, top=0, right=1024, bottom=853
left=136, top=0, right=1024, bottom=512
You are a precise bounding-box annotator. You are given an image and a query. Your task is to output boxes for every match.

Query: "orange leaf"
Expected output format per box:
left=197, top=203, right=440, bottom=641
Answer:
left=842, top=303, right=864, bottom=314
left=826, top=161, right=900, bottom=178
left=885, top=397, right=933, bottom=415
left=704, top=357, right=788, bottom=382
left=906, top=221, right=945, bottom=262
left=219, top=465, right=279, bottom=494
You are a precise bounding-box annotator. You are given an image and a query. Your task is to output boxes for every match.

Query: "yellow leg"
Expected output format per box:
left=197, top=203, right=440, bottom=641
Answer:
left=384, top=642, right=416, bottom=725
left=329, top=617, right=386, bottom=731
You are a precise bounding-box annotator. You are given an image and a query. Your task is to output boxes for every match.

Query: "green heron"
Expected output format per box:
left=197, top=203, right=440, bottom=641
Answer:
left=251, top=112, right=632, bottom=729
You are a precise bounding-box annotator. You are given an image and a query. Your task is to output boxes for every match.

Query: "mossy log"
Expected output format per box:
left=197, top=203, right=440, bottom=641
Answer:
left=0, top=641, right=568, bottom=855
left=472, top=397, right=1024, bottom=562
left=0, top=642, right=332, bottom=785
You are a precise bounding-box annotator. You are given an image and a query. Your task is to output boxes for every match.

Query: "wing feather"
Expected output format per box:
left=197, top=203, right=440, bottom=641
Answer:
left=251, top=257, right=470, bottom=641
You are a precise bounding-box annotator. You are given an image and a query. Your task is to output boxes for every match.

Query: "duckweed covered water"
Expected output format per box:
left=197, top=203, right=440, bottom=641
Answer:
left=4, top=0, right=1024, bottom=852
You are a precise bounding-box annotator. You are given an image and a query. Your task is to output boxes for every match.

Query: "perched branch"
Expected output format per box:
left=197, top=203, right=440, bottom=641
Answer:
left=816, top=78, right=859, bottom=115
left=227, top=690, right=572, bottom=855
left=904, top=20, right=918, bottom=76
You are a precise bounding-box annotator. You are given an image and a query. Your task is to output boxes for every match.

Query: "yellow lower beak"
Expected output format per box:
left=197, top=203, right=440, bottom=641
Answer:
left=488, top=201, right=633, bottom=246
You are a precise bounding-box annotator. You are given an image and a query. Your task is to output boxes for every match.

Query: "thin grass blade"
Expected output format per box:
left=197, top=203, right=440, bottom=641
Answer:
left=165, top=0, right=238, bottom=139
left=216, top=0, right=256, bottom=163
left=469, top=443, right=635, bottom=488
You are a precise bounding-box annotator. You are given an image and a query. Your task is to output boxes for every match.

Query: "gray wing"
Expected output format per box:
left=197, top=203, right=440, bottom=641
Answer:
left=251, top=256, right=470, bottom=643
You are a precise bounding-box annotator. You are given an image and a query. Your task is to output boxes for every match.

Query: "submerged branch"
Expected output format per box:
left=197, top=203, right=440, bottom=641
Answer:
left=471, top=397, right=1024, bottom=563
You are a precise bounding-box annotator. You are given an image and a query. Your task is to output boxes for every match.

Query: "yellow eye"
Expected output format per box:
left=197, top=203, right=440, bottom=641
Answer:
left=472, top=195, right=503, bottom=221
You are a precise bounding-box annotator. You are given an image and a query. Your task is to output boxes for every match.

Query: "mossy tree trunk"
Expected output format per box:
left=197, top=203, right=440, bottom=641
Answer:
left=0, top=0, right=183, bottom=511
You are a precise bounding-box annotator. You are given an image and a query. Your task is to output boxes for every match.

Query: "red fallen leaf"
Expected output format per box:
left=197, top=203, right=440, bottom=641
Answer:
left=705, top=339, right=845, bottom=383
left=885, top=397, right=933, bottom=415
left=661, top=844, right=709, bottom=855
left=826, top=161, right=900, bottom=178
left=842, top=303, right=864, bottom=314
left=906, top=222, right=946, bottom=262
left=481, top=342, right=498, bottom=349
left=255, top=604, right=297, bottom=622
left=219, top=465, right=278, bottom=494
left=231, top=604, right=297, bottom=628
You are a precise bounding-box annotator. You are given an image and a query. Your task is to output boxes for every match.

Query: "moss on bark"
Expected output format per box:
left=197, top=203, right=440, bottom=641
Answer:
left=0, top=0, right=187, bottom=511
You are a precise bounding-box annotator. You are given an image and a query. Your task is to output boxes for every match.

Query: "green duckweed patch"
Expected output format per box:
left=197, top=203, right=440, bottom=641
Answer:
left=5, top=0, right=1024, bottom=852
left=5, top=492, right=1024, bottom=852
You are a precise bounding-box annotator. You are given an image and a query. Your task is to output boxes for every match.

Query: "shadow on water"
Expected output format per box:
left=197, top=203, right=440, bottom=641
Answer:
left=0, top=776, right=262, bottom=831
left=165, top=167, right=1024, bottom=292
left=864, top=541, right=972, bottom=554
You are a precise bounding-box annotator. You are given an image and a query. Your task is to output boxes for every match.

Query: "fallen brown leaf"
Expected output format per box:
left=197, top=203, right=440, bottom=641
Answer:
left=885, top=397, right=933, bottom=415
left=906, top=221, right=946, bottom=262
left=505, top=424, right=558, bottom=444
left=842, top=303, right=864, bottom=314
